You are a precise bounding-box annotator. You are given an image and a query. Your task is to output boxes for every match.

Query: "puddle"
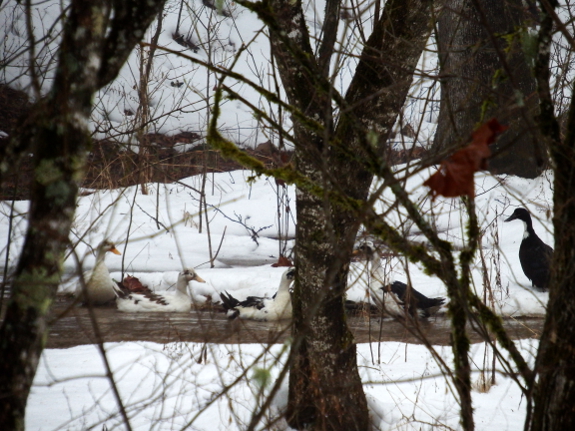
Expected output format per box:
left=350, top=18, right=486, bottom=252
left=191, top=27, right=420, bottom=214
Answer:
left=43, top=298, right=544, bottom=348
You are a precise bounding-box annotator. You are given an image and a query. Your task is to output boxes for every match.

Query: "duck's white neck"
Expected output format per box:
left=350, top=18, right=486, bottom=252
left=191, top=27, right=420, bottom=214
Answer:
left=176, top=276, right=190, bottom=295
left=276, top=276, right=291, bottom=295
left=368, top=253, right=386, bottom=284
left=95, top=248, right=107, bottom=265
left=93, top=249, right=110, bottom=277
left=521, top=220, right=530, bottom=239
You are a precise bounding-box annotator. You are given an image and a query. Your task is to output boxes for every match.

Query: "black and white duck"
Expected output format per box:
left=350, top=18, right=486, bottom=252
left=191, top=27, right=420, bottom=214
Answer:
left=113, top=268, right=206, bottom=312
left=383, top=280, right=446, bottom=319
left=504, top=207, right=554, bottom=291
left=220, top=267, right=295, bottom=321
left=353, top=241, right=446, bottom=318
left=75, top=240, right=121, bottom=305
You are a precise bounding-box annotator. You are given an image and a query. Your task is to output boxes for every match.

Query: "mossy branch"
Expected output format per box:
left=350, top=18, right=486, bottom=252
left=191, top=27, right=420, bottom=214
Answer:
left=470, top=295, right=533, bottom=384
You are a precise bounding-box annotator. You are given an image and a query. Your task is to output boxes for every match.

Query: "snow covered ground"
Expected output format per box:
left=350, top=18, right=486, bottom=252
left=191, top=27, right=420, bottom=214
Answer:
left=0, top=166, right=552, bottom=431
left=27, top=339, right=538, bottom=431
left=0, top=166, right=554, bottom=316
left=0, top=0, right=558, bottom=429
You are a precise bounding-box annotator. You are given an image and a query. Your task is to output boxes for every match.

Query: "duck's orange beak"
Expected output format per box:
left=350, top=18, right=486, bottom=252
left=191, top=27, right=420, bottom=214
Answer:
left=110, top=247, right=121, bottom=255
left=194, top=274, right=206, bottom=283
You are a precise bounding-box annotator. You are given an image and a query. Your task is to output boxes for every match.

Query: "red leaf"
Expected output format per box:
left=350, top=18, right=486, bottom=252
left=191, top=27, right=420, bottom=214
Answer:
left=424, top=118, right=508, bottom=200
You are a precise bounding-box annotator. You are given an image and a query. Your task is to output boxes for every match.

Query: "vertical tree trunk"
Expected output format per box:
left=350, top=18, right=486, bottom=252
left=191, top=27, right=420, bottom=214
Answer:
left=250, top=1, right=432, bottom=429
left=288, top=158, right=368, bottom=430
left=528, top=76, right=575, bottom=430
left=0, top=4, right=110, bottom=428
left=136, top=7, right=164, bottom=195
left=529, top=140, right=575, bottom=426
left=434, top=0, right=546, bottom=178
left=528, top=1, right=575, bottom=429
left=0, top=2, right=166, bottom=429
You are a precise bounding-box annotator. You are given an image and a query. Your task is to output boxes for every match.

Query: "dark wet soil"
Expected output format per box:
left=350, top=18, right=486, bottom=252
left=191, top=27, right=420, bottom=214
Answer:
left=44, top=297, right=544, bottom=349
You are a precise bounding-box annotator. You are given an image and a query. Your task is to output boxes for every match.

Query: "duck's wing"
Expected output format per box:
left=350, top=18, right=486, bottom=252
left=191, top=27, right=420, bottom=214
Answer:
left=411, top=290, right=446, bottom=309
left=521, top=238, right=553, bottom=289
left=113, top=276, right=154, bottom=297
left=219, top=291, right=269, bottom=319
left=219, top=291, right=240, bottom=310
left=525, top=266, right=551, bottom=289
left=238, top=295, right=267, bottom=310
left=122, top=275, right=153, bottom=294
left=389, top=281, right=445, bottom=317
left=115, top=286, right=171, bottom=306
left=389, top=281, right=444, bottom=305
left=544, top=242, right=554, bottom=259
left=235, top=295, right=290, bottom=321
left=137, top=290, right=171, bottom=306
left=115, top=291, right=191, bottom=312
left=219, top=292, right=268, bottom=310
left=388, top=281, right=408, bottom=301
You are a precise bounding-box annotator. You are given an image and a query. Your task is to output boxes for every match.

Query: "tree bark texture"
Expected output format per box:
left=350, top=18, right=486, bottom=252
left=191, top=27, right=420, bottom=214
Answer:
left=529, top=130, right=575, bottom=426
left=258, top=0, right=433, bottom=429
left=528, top=1, right=575, bottom=429
left=529, top=80, right=575, bottom=430
left=0, top=2, right=165, bottom=430
left=434, top=0, right=546, bottom=178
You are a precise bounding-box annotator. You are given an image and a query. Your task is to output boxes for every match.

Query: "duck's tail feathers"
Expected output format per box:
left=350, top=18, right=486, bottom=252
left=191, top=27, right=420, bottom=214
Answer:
left=220, top=291, right=240, bottom=311
left=112, top=279, right=128, bottom=299
left=427, top=296, right=446, bottom=308
left=418, top=297, right=446, bottom=318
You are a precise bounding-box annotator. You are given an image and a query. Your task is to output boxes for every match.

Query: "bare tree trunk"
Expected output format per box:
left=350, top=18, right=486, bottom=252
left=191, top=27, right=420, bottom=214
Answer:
left=246, top=0, right=433, bottom=429
left=529, top=134, right=575, bottom=426
left=136, top=7, right=164, bottom=195
left=434, top=0, right=546, bottom=178
left=0, top=2, right=166, bottom=429
left=528, top=1, right=575, bottom=429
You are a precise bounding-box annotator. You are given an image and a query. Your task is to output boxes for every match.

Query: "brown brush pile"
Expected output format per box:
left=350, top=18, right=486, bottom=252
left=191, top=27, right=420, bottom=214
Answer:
left=0, top=84, right=424, bottom=200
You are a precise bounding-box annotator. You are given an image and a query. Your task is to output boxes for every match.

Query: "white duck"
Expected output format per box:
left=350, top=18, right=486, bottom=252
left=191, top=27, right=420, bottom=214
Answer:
left=353, top=242, right=404, bottom=317
left=113, top=268, right=206, bottom=312
left=75, top=240, right=121, bottom=305
left=220, top=267, right=295, bottom=321
left=353, top=242, right=445, bottom=319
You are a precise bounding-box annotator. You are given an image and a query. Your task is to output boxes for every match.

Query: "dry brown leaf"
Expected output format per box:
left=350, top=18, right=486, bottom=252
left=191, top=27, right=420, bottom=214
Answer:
left=424, top=118, right=508, bottom=200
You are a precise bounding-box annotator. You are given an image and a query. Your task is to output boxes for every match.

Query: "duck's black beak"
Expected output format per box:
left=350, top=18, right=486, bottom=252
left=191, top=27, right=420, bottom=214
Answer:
left=504, top=214, right=515, bottom=222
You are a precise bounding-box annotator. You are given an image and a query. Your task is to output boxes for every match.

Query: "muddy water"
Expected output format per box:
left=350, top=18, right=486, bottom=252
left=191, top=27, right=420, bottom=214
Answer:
left=44, top=298, right=544, bottom=349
